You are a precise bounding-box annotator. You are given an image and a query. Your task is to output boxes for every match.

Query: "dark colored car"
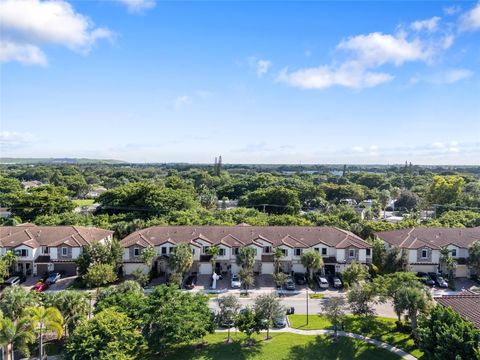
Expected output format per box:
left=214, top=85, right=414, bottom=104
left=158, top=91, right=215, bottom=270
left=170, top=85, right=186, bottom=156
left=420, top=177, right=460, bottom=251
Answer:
left=417, top=272, right=435, bottom=286
left=286, top=306, right=295, bottom=315
left=294, top=273, right=307, bottom=285
left=285, top=278, right=296, bottom=291
left=327, top=275, right=343, bottom=288
left=184, top=274, right=197, bottom=290
left=435, top=276, right=448, bottom=288
left=273, top=314, right=288, bottom=328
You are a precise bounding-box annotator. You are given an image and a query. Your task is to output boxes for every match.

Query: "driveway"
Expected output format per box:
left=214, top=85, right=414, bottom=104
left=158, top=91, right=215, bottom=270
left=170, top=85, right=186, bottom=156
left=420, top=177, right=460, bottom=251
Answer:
left=46, top=275, right=77, bottom=291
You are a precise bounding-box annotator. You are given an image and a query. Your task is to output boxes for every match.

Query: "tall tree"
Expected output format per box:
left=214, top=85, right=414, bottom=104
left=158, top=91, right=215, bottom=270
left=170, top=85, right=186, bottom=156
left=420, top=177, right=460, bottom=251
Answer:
left=347, top=283, right=377, bottom=318
left=0, top=316, right=35, bottom=360
left=0, top=286, right=38, bottom=320
left=169, top=243, right=194, bottom=284
left=417, top=305, right=480, bottom=360
left=300, top=249, right=324, bottom=279
left=234, top=307, right=262, bottom=345
left=393, top=287, right=431, bottom=332
left=217, top=295, right=241, bottom=342
left=439, top=246, right=457, bottom=283
left=27, top=306, right=63, bottom=359
left=44, top=291, right=90, bottom=336
left=253, top=293, right=285, bottom=339
left=272, top=247, right=284, bottom=274
left=379, top=189, right=391, bottom=219
left=468, top=241, right=480, bottom=275
left=207, top=245, right=221, bottom=275
left=322, top=297, right=346, bottom=338
left=236, top=246, right=256, bottom=271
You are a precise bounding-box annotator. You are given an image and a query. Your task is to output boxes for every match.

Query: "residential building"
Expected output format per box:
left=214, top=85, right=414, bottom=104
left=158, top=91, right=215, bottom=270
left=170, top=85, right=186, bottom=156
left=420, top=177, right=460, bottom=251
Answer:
left=375, top=227, right=480, bottom=277
left=120, top=225, right=372, bottom=276
left=436, top=290, right=480, bottom=328
left=0, top=224, right=113, bottom=276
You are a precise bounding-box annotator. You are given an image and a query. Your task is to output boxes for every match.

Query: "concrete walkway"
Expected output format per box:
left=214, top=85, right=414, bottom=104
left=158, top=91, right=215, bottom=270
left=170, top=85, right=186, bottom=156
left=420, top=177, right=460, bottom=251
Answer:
left=216, top=327, right=417, bottom=360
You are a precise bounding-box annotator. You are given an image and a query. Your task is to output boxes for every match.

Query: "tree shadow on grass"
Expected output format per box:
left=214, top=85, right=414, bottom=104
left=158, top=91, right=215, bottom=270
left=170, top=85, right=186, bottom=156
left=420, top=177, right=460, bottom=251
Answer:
left=287, top=335, right=399, bottom=360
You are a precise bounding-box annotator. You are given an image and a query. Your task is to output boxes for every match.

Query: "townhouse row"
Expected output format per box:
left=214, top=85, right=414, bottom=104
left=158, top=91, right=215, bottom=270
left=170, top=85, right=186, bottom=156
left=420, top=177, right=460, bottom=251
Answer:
left=1, top=224, right=479, bottom=278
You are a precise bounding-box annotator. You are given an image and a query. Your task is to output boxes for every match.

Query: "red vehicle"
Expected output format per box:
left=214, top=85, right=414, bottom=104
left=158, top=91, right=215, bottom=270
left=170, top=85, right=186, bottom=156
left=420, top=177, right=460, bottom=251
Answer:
left=31, top=281, right=49, bottom=292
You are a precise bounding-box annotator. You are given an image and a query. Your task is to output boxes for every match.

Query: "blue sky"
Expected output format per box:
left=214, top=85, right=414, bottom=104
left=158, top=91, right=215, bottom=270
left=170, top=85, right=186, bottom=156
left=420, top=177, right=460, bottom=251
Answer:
left=1, top=0, right=479, bottom=164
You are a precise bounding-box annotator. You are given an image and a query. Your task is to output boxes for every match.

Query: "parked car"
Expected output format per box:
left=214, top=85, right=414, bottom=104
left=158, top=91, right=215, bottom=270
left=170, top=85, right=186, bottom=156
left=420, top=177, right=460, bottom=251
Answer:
left=417, top=272, right=435, bottom=286
left=285, top=277, right=296, bottom=291
left=231, top=274, right=241, bottom=288
left=4, top=275, right=25, bottom=286
left=294, top=273, right=307, bottom=285
left=46, top=272, right=61, bottom=285
left=435, top=276, right=448, bottom=288
left=184, top=274, right=197, bottom=290
left=329, top=276, right=343, bottom=288
left=316, top=275, right=329, bottom=289
left=286, top=306, right=295, bottom=315
left=31, top=281, right=49, bottom=292
left=273, top=314, right=288, bottom=328
left=220, top=318, right=235, bottom=328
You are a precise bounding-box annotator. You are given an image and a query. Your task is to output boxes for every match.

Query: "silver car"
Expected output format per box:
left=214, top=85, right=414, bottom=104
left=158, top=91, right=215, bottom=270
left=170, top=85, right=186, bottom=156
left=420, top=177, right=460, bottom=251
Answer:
left=316, top=276, right=329, bottom=289
left=231, top=274, right=241, bottom=288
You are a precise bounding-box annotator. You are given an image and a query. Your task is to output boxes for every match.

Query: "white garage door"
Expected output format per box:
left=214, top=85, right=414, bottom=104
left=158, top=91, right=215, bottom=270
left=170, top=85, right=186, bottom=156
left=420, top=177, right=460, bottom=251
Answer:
left=261, top=262, right=274, bottom=274
left=199, top=263, right=213, bottom=275
left=124, top=263, right=149, bottom=275
left=455, top=265, right=469, bottom=278
left=410, top=264, right=437, bottom=274
left=292, top=263, right=305, bottom=273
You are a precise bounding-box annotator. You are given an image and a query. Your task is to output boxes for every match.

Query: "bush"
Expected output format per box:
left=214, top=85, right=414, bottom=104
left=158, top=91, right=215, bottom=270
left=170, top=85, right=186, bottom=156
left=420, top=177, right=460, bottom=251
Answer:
left=83, top=263, right=117, bottom=288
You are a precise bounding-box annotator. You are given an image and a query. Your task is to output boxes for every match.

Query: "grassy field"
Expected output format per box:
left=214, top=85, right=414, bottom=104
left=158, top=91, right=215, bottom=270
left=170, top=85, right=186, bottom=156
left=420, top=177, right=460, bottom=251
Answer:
left=289, top=315, right=422, bottom=358
left=163, top=332, right=400, bottom=360
left=72, top=199, right=95, bottom=207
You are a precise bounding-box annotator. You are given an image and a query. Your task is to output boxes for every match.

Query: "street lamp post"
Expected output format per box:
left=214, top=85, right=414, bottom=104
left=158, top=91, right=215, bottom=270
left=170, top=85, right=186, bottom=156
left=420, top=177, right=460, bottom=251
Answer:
left=306, top=286, right=309, bottom=325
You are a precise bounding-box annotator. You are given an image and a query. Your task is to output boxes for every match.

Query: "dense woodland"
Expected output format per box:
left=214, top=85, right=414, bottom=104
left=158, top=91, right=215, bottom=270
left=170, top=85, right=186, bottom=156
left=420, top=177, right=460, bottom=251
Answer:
left=1, top=162, right=480, bottom=240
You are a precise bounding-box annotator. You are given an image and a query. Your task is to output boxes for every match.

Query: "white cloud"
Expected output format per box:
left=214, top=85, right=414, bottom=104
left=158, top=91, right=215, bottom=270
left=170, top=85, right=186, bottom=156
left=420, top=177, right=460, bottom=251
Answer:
left=459, top=2, right=480, bottom=31
left=434, top=68, right=474, bottom=84
left=0, top=40, right=47, bottom=66
left=0, top=131, right=34, bottom=148
left=173, top=95, right=191, bottom=110
left=256, top=59, right=272, bottom=77
left=443, top=5, right=461, bottom=16
left=337, top=32, right=431, bottom=67
left=113, top=0, right=156, bottom=14
left=352, top=146, right=364, bottom=153
left=411, top=16, right=441, bottom=32
left=0, top=0, right=112, bottom=65
left=277, top=61, right=393, bottom=89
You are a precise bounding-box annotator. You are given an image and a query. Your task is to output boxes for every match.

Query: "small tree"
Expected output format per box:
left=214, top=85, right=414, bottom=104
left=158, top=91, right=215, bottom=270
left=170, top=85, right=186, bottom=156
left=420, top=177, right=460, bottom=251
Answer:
left=253, top=293, right=285, bottom=339
left=169, top=243, right=194, bottom=281
left=300, top=249, right=324, bottom=280
left=235, top=307, right=262, bottom=345
left=273, top=272, right=288, bottom=288
left=322, top=297, right=346, bottom=338
left=207, top=245, right=220, bottom=275
left=83, top=263, right=117, bottom=288
left=393, top=286, right=431, bottom=333
left=238, top=268, right=254, bottom=293
left=347, top=283, right=376, bottom=318
left=141, top=245, right=156, bottom=270
left=440, top=246, right=457, bottom=285
left=217, top=295, right=241, bottom=342
left=132, top=268, right=150, bottom=287
left=417, top=305, right=480, bottom=360
left=379, top=189, right=390, bottom=219
left=340, top=261, right=367, bottom=288
left=236, top=246, right=256, bottom=271
left=273, top=247, right=284, bottom=274
left=27, top=306, right=64, bottom=359
left=468, top=241, right=480, bottom=275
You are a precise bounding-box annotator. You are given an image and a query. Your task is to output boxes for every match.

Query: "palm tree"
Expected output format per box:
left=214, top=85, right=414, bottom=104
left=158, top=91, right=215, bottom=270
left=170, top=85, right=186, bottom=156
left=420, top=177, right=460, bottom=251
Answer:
left=207, top=245, right=220, bottom=275
left=48, top=291, right=89, bottom=336
left=379, top=189, right=391, bottom=219
left=273, top=247, right=284, bottom=274
left=300, top=249, right=324, bottom=279
left=26, top=306, right=63, bottom=359
left=0, top=316, right=35, bottom=360
left=236, top=246, right=256, bottom=271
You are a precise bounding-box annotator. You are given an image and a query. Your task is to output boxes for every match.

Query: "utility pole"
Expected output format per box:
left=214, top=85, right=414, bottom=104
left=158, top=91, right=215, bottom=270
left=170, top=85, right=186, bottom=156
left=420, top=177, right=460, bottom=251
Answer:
left=306, top=286, right=309, bottom=325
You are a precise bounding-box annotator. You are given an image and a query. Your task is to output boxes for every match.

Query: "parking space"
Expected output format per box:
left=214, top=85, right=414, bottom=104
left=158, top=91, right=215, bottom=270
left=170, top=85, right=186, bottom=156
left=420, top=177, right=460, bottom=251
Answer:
left=254, top=274, right=275, bottom=289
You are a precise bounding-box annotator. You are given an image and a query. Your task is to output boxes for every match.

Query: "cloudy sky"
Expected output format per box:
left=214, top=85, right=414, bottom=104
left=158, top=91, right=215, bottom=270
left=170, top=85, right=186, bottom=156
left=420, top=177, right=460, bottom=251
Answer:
left=1, top=0, right=479, bottom=164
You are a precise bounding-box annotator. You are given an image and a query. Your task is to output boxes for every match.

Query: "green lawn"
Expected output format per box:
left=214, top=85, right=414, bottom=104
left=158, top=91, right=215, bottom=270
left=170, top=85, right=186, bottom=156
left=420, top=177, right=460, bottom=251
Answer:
left=72, top=199, right=95, bottom=207
left=289, top=315, right=422, bottom=358
left=163, top=332, right=400, bottom=360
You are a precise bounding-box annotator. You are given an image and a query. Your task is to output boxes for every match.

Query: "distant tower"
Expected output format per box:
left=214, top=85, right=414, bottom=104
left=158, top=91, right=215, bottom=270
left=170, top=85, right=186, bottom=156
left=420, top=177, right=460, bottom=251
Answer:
left=342, top=164, right=347, bottom=177
left=217, top=155, right=223, bottom=176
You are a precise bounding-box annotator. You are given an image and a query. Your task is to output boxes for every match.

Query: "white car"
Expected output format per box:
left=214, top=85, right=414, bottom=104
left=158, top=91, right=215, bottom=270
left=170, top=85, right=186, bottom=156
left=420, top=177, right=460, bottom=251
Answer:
left=231, top=274, right=241, bottom=288
left=316, top=276, right=329, bottom=289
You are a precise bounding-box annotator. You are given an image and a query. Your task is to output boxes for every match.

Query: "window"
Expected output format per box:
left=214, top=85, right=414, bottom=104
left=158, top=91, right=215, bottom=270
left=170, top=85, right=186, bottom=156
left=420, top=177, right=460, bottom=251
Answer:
left=322, top=248, right=328, bottom=255
left=421, top=249, right=428, bottom=258
left=192, top=248, right=196, bottom=255
left=169, top=247, right=174, bottom=254
left=233, top=247, right=239, bottom=255
left=294, top=248, right=302, bottom=256
left=281, top=248, right=288, bottom=256
left=366, top=249, right=371, bottom=256
left=62, top=247, right=68, bottom=256
left=219, top=248, right=226, bottom=256
left=203, top=246, right=210, bottom=254
left=41, top=246, right=49, bottom=254
left=161, top=247, right=167, bottom=255
left=314, top=248, right=319, bottom=252
left=263, top=246, right=272, bottom=254
left=348, top=249, right=355, bottom=258
left=451, top=249, right=457, bottom=257
left=254, top=248, right=258, bottom=256
left=133, top=247, right=140, bottom=256
left=15, top=249, right=28, bottom=257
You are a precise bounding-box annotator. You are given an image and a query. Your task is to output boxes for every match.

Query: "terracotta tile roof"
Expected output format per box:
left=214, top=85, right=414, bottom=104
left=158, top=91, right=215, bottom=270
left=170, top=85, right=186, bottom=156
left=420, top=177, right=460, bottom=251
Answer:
left=436, top=291, right=480, bottom=328
left=120, top=226, right=371, bottom=249
left=0, top=225, right=113, bottom=248
left=375, top=227, right=480, bottom=249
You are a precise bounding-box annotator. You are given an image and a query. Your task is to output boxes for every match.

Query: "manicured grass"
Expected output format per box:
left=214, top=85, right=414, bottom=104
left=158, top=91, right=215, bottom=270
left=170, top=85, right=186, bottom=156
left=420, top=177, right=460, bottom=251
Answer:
left=163, top=332, right=400, bottom=360
left=72, top=199, right=95, bottom=207
left=289, top=315, right=422, bottom=358
left=309, top=293, right=325, bottom=299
